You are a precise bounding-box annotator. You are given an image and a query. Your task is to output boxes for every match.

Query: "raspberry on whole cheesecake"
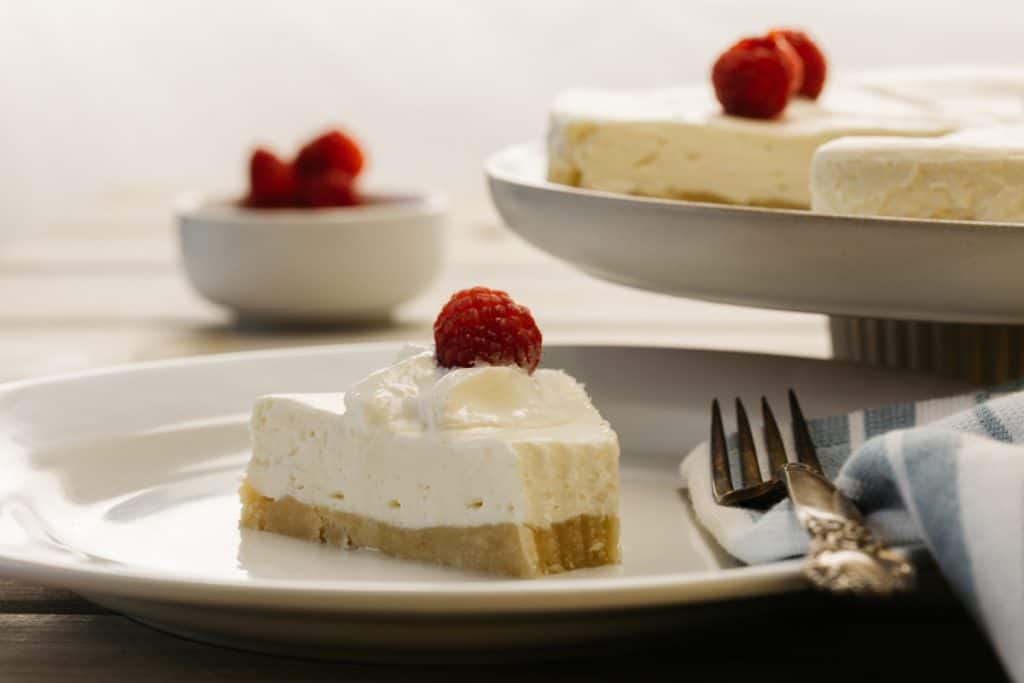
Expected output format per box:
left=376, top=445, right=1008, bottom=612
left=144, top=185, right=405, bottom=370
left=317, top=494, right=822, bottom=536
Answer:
left=433, top=287, right=542, bottom=374
left=755, top=33, right=804, bottom=95
left=712, top=36, right=797, bottom=119
left=245, top=148, right=298, bottom=207
left=770, top=29, right=827, bottom=99
left=777, top=35, right=803, bottom=95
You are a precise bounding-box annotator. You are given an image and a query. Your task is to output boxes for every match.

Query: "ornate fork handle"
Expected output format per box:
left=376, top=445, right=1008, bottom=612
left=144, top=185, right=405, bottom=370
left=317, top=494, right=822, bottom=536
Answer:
left=783, top=463, right=915, bottom=595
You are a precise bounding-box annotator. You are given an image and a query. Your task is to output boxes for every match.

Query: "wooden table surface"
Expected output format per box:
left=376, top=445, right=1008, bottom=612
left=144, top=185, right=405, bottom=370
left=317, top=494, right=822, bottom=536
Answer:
left=0, top=216, right=1008, bottom=680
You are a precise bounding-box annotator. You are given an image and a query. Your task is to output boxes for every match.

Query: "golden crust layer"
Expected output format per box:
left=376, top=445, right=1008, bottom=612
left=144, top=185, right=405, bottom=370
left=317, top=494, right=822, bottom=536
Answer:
left=239, top=481, right=621, bottom=578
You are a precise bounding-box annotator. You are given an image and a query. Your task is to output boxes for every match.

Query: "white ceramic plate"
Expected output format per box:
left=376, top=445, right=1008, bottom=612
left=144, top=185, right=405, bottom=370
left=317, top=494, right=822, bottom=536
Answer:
left=487, top=143, right=1024, bottom=324
left=0, top=344, right=965, bottom=659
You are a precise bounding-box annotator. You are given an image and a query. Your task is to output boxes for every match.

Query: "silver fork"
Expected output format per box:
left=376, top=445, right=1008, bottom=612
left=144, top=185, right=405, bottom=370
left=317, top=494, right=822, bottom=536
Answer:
left=711, top=390, right=915, bottom=595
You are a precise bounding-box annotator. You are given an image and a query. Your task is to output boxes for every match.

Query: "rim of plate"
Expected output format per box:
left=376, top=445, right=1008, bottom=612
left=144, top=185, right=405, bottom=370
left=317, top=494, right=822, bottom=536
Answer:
left=0, top=551, right=807, bottom=614
left=484, top=141, right=1024, bottom=232
left=0, top=342, right=810, bottom=614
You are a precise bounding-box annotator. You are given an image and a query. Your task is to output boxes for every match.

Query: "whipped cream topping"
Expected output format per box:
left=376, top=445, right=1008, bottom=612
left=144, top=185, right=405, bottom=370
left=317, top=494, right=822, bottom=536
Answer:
left=246, top=347, right=620, bottom=529
left=344, top=346, right=602, bottom=434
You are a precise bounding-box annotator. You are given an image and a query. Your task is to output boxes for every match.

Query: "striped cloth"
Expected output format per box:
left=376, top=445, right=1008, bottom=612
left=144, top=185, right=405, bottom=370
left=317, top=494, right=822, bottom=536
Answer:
left=680, top=384, right=1024, bottom=681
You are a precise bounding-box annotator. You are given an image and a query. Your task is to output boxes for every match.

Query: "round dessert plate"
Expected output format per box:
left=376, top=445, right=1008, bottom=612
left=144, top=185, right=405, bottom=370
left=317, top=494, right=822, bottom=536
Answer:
left=0, top=344, right=965, bottom=659
left=487, top=142, right=1024, bottom=324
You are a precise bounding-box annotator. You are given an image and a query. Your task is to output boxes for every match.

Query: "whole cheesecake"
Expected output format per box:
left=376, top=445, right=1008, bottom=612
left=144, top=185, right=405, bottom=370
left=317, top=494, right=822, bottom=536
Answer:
left=547, top=85, right=954, bottom=209
left=240, top=346, right=621, bottom=577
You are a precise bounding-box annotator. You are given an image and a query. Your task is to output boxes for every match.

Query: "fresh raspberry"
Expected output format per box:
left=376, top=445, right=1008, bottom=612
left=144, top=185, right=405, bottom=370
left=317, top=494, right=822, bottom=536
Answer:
left=295, top=130, right=365, bottom=179
left=770, top=29, right=827, bottom=99
left=772, top=34, right=804, bottom=95
left=712, top=36, right=795, bottom=119
left=433, top=287, right=542, bottom=373
left=297, top=169, right=359, bottom=207
left=245, top=148, right=298, bottom=207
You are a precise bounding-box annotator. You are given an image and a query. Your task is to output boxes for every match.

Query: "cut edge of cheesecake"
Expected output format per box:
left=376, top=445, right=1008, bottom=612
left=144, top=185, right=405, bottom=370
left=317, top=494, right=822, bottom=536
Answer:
left=239, top=481, right=622, bottom=578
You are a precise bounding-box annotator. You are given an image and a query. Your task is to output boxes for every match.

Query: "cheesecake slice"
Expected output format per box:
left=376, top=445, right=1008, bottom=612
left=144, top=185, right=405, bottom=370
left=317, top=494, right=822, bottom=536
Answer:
left=811, top=124, right=1024, bottom=223
left=240, top=347, right=621, bottom=577
left=547, top=85, right=955, bottom=208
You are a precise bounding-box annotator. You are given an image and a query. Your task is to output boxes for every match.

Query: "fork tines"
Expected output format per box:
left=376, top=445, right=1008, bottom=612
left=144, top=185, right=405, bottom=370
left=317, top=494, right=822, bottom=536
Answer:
left=710, top=390, right=821, bottom=508
left=788, top=389, right=823, bottom=473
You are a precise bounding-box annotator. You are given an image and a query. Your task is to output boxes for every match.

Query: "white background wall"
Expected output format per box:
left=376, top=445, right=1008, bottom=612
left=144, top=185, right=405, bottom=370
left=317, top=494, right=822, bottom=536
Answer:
left=2, top=0, right=1022, bottom=236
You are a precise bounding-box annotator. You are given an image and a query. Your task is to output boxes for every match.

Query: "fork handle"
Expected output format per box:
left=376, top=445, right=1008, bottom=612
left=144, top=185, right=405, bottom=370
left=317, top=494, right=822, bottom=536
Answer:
left=782, top=463, right=915, bottom=595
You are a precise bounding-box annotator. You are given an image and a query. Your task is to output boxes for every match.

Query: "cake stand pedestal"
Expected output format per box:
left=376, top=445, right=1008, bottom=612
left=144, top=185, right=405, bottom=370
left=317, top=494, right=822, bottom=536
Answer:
left=830, top=317, right=1024, bottom=386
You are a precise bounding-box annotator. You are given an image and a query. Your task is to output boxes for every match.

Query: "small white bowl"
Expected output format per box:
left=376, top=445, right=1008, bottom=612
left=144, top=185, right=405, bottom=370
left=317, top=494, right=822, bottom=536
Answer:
left=176, top=192, right=446, bottom=324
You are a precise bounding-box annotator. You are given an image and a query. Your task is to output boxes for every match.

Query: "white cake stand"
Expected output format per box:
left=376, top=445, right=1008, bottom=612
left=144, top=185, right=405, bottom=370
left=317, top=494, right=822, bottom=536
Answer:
left=487, top=143, right=1024, bottom=385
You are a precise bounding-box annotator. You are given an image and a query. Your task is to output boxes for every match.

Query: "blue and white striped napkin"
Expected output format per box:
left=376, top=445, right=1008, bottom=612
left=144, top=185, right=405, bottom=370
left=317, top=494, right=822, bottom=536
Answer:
left=680, top=384, right=1024, bottom=681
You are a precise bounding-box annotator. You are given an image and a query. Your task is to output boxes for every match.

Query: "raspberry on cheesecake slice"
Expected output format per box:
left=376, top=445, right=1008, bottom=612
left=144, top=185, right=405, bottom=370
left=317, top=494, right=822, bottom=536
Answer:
left=239, top=287, right=622, bottom=577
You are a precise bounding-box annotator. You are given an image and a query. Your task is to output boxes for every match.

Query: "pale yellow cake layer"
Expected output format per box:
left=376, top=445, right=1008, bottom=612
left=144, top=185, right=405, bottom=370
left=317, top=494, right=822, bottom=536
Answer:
left=547, top=120, right=939, bottom=210
left=239, top=482, right=621, bottom=578
left=546, top=85, right=959, bottom=209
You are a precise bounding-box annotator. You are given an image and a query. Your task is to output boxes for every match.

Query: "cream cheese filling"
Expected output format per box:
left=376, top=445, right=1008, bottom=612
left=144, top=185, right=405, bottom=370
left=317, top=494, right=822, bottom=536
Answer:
left=811, top=124, right=1024, bottom=222
left=547, top=84, right=956, bottom=207
left=245, top=348, right=620, bottom=530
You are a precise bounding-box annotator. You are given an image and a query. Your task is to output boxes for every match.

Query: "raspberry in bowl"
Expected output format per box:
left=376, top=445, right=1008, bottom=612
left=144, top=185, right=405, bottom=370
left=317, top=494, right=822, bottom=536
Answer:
left=176, top=128, right=447, bottom=324
left=245, top=130, right=365, bottom=209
